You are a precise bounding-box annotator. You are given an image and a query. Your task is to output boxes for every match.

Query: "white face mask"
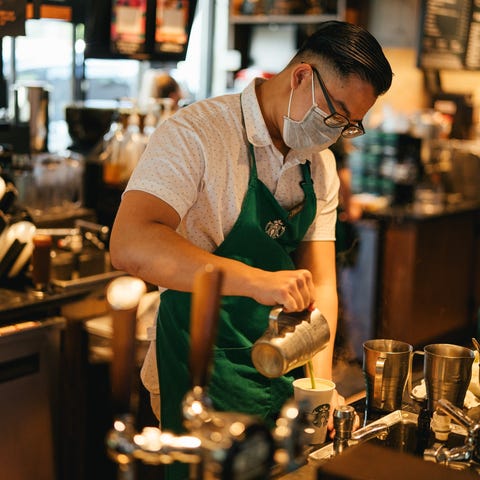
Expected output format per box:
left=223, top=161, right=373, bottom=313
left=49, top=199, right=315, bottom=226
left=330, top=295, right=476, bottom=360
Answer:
left=282, top=74, right=342, bottom=151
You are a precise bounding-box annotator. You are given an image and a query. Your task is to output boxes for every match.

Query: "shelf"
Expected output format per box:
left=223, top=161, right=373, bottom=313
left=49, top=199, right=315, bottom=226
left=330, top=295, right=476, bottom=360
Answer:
left=230, top=13, right=341, bottom=25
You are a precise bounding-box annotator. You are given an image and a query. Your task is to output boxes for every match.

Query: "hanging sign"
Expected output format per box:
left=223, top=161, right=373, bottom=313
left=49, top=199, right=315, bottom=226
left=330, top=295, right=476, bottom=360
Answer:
left=111, top=0, right=148, bottom=56
left=155, top=0, right=189, bottom=54
left=0, top=0, right=26, bottom=37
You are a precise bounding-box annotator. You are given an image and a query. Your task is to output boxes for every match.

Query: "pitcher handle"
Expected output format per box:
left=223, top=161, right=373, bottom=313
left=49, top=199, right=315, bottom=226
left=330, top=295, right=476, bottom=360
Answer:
left=410, top=350, right=425, bottom=400
left=269, top=307, right=282, bottom=335
left=406, top=350, right=413, bottom=397
left=374, top=355, right=386, bottom=407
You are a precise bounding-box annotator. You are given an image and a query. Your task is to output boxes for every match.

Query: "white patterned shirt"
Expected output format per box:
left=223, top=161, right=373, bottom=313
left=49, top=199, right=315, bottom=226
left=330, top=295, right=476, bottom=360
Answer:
left=125, top=78, right=339, bottom=398
left=126, top=78, right=339, bottom=250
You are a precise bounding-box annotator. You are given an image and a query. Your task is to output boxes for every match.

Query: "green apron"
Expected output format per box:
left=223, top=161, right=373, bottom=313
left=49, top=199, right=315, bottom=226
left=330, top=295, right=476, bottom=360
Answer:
left=156, top=144, right=316, bottom=478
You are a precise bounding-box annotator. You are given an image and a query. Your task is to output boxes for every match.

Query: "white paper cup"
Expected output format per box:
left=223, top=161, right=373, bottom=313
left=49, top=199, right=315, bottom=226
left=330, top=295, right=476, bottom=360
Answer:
left=293, top=377, right=335, bottom=445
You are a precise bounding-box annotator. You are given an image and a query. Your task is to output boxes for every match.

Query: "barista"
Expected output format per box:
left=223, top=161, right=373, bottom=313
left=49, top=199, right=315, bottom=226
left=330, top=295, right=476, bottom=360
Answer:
left=110, top=20, right=392, bottom=478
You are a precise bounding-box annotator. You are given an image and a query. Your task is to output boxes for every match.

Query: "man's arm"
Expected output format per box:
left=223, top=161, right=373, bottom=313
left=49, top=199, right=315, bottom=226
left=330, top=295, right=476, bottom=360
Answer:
left=110, top=190, right=317, bottom=312
left=294, top=239, right=346, bottom=433
left=293, top=240, right=338, bottom=380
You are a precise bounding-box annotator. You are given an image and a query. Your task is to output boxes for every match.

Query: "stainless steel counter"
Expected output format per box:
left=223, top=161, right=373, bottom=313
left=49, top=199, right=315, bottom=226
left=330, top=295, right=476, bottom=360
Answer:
left=278, top=463, right=317, bottom=479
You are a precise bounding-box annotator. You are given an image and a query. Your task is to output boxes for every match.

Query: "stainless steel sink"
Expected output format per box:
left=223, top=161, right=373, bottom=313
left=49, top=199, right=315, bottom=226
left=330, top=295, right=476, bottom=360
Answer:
left=310, top=409, right=480, bottom=474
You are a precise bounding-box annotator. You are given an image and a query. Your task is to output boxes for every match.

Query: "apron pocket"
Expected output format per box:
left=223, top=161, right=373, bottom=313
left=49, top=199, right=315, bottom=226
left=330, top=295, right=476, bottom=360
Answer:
left=209, top=347, right=292, bottom=428
left=210, top=347, right=272, bottom=417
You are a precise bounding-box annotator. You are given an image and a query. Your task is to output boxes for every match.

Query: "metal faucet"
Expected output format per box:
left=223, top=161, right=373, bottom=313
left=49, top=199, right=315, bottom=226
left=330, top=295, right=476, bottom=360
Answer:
left=423, top=398, right=480, bottom=465
left=36, top=219, right=110, bottom=252
left=74, top=219, right=110, bottom=250
left=333, top=406, right=356, bottom=454
left=350, top=421, right=390, bottom=443
left=106, top=413, right=203, bottom=467
left=106, top=386, right=314, bottom=478
left=332, top=406, right=389, bottom=455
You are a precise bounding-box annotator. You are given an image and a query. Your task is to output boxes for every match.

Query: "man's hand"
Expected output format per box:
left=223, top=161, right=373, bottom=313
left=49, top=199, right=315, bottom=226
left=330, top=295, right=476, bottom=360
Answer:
left=249, top=268, right=316, bottom=312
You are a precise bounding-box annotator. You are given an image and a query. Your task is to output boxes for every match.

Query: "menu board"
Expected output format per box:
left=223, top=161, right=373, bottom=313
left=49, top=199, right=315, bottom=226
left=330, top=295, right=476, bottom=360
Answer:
left=465, top=1, right=480, bottom=69
left=418, top=0, right=480, bottom=70
left=111, top=0, right=148, bottom=56
left=155, top=0, right=190, bottom=54
left=85, top=0, right=197, bottom=61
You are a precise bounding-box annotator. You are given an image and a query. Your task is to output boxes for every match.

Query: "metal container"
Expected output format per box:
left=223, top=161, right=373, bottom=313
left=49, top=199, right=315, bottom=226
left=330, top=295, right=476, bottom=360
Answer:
left=11, top=81, right=51, bottom=153
left=251, top=307, right=330, bottom=378
left=421, top=343, right=474, bottom=412
left=362, top=339, right=412, bottom=413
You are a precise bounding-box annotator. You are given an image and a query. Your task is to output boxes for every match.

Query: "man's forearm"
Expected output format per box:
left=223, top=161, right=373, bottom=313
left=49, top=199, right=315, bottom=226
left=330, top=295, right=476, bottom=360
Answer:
left=111, top=220, right=260, bottom=295
left=111, top=218, right=317, bottom=312
left=310, top=285, right=338, bottom=380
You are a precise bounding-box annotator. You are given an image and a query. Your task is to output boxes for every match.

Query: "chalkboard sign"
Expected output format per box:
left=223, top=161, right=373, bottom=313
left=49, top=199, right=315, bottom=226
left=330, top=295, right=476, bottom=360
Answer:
left=418, top=0, right=480, bottom=70
left=465, top=1, right=480, bottom=68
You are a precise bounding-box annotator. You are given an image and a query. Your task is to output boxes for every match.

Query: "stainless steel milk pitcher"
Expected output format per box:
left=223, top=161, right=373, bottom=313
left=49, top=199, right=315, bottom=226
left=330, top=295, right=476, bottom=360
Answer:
left=251, top=307, right=330, bottom=378
left=416, top=343, right=474, bottom=412
left=363, top=339, right=413, bottom=413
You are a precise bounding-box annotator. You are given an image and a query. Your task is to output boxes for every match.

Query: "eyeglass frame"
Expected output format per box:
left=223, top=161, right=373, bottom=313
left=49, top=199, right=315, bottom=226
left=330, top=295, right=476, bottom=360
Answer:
left=310, top=65, right=365, bottom=138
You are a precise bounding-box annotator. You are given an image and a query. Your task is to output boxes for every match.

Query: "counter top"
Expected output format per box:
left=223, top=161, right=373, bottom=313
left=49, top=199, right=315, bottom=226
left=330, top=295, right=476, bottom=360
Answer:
left=0, top=270, right=123, bottom=325
left=363, top=199, right=480, bottom=224
left=0, top=284, right=94, bottom=325
left=278, top=463, right=317, bottom=479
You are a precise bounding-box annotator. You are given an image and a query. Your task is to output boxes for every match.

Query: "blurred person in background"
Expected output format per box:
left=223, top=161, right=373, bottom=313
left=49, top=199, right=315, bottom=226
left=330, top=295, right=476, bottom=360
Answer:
left=137, top=69, right=184, bottom=112
left=152, top=71, right=183, bottom=108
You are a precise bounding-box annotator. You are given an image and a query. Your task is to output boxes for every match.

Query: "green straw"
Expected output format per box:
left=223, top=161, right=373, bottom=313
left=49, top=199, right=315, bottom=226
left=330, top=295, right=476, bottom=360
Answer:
left=307, top=360, right=316, bottom=389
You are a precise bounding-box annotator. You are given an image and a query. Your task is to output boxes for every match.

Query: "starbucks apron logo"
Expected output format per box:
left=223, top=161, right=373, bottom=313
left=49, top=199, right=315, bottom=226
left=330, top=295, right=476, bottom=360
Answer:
left=265, top=219, right=286, bottom=239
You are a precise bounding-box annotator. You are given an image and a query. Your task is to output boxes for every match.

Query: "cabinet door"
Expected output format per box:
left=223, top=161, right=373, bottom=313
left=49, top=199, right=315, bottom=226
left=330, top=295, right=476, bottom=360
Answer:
left=0, top=321, right=63, bottom=480
left=379, top=212, right=477, bottom=345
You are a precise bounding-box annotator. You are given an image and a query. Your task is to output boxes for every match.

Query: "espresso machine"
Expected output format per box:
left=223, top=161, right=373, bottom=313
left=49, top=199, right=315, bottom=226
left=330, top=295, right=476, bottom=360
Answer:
left=105, top=266, right=315, bottom=479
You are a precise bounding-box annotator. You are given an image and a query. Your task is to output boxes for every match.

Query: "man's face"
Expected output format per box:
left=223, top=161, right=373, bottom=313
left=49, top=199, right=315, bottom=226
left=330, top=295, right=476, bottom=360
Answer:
left=290, top=65, right=377, bottom=137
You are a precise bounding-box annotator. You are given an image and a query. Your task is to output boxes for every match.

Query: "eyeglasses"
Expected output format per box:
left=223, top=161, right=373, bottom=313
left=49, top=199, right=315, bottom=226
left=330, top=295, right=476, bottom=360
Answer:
left=311, top=66, right=365, bottom=138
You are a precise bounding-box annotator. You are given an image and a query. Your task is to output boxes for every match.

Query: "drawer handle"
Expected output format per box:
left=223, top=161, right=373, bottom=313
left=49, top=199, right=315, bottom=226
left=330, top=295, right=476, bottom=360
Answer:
left=0, top=353, right=39, bottom=384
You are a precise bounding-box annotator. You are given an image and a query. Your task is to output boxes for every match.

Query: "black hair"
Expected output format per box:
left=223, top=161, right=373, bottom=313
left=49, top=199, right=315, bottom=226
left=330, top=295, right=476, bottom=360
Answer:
left=293, top=21, right=393, bottom=96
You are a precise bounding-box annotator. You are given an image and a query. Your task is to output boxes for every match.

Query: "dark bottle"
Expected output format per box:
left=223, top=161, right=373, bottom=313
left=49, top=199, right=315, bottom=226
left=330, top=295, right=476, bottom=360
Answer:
left=31, top=234, right=52, bottom=295
left=415, top=400, right=431, bottom=456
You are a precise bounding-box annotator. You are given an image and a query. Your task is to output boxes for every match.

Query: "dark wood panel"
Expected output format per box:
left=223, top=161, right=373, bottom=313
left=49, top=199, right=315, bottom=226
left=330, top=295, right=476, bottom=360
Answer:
left=379, top=212, right=476, bottom=346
